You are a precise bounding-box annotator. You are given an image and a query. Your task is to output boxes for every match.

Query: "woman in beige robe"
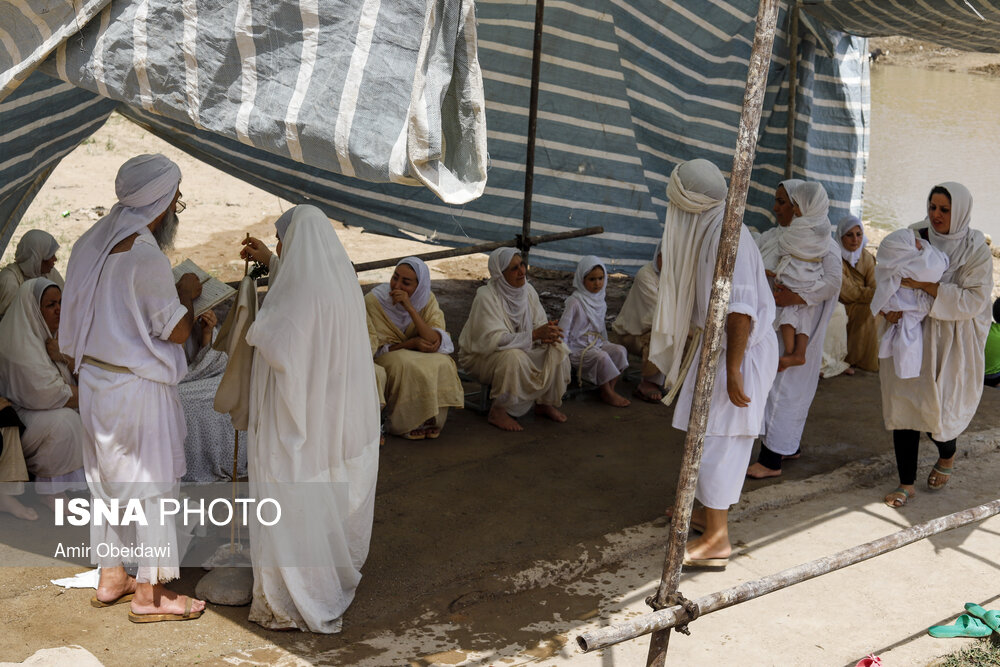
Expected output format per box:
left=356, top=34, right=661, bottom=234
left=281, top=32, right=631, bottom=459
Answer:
left=458, top=248, right=570, bottom=432
left=837, top=215, right=879, bottom=372
left=880, top=183, right=993, bottom=508
left=365, top=257, right=463, bottom=440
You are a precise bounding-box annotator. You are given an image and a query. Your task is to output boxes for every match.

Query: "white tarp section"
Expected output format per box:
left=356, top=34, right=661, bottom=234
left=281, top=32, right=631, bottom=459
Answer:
left=2, top=0, right=488, bottom=205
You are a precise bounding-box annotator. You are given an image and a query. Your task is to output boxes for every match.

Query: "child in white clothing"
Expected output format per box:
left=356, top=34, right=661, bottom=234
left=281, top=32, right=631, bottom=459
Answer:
left=559, top=256, right=631, bottom=407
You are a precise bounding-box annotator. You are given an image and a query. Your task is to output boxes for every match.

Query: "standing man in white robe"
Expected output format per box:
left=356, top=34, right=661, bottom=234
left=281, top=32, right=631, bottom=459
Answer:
left=746, top=180, right=842, bottom=479
left=60, top=154, right=206, bottom=621
left=239, top=205, right=380, bottom=633
left=655, top=159, right=778, bottom=568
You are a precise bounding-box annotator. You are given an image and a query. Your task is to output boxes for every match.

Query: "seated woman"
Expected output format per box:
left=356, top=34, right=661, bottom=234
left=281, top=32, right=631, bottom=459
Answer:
left=0, top=278, right=86, bottom=509
left=458, top=248, right=571, bottom=432
left=610, top=242, right=665, bottom=402
left=365, top=257, right=464, bottom=440
left=178, top=309, right=248, bottom=482
left=558, top=256, right=630, bottom=407
left=837, top=215, right=879, bottom=372
left=0, top=230, right=64, bottom=318
left=0, top=396, right=35, bottom=520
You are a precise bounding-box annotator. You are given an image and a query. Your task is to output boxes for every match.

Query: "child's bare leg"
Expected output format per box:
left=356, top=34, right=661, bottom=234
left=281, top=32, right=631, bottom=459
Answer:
left=778, top=324, right=797, bottom=371
left=600, top=376, right=630, bottom=408
left=778, top=328, right=809, bottom=371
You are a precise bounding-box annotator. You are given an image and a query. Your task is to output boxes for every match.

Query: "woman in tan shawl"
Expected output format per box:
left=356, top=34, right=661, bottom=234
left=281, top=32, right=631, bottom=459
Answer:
left=837, top=215, right=878, bottom=372
left=365, top=257, right=463, bottom=440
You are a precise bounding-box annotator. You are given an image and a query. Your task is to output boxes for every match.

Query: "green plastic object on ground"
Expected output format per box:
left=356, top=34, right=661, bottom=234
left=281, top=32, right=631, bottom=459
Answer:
left=928, top=614, right=993, bottom=638
left=965, top=603, right=1000, bottom=633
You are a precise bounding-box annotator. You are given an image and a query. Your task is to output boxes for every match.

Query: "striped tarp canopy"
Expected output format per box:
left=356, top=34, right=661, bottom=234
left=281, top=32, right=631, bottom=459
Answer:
left=2, top=0, right=875, bottom=274
left=801, top=0, right=1000, bottom=50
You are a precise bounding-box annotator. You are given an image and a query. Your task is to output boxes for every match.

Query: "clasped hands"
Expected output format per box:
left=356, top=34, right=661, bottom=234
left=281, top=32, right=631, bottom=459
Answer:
left=532, top=320, right=563, bottom=345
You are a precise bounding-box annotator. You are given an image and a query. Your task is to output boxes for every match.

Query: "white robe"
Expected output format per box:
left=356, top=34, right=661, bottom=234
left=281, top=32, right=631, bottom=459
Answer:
left=611, top=262, right=659, bottom=338
left=458, top=281, right=570, bottom=416
left=76, top=233, right=189, bottom=583
left=672, top=225, right=779, bottom=508
left=246, top=206, right=380, bottom=634
left=760, top=238, right=842, bottom=456
left=0, top=263, right=64, bottom=319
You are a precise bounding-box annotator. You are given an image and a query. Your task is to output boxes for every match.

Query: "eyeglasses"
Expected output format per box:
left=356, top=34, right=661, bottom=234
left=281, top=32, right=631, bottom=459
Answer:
left=175, top=199, right=186, bottom=214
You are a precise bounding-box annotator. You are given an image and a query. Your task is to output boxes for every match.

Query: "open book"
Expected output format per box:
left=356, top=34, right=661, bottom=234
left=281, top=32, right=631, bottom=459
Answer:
left=172, top=259, right=237, bottom=317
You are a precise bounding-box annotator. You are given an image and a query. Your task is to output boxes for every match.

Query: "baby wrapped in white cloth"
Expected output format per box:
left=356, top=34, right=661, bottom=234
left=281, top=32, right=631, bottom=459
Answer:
left=871, top=228, right=949, bottom=379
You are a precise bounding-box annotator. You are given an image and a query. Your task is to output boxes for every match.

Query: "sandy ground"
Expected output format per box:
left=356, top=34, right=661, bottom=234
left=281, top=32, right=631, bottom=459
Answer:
left=2, top=35, right=1000, bottom=667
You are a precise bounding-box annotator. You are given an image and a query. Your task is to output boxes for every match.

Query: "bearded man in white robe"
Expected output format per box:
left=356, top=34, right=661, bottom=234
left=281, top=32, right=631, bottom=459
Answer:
left=653, top=159, right=778, bottom=568
left=60, top=154, right=206, bottom=621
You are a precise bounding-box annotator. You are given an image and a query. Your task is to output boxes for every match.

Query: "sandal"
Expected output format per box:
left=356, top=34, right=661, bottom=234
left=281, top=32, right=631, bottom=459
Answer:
left=884, top=487, right=913, bottom=509
left=927, top=463, right=953, bottom=491
left=632, top=386, right=662, bottom=404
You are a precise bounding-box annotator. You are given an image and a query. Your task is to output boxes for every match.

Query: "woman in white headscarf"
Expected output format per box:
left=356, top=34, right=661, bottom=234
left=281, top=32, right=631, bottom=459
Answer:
left=365, top=257, right=464, bottom=440
left=747, top=179, right=842, bottom=479
left=835, top=215, right=879, bottom=372
left=559, top=256, right=630, bottom=407
left=880, top=183, right=993, bottom=508
left=239, top=204, right=380, bottom=633
left=458, top=247, right=571, bottom=432
left=0, top=278, right=86, bottom=507
left=0, top=229, right=64, bottom=318
left=610, top=241, right=665, bottom=402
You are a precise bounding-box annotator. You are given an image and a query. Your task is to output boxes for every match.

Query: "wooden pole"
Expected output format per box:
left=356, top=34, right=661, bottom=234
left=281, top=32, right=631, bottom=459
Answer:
left=579, top=498, right=1000, bottom=652
left=520, top=0, right=545, bottom=264
left=783, top=2, right=799, bottom=180
left=645, top=1, right=781, bottom=665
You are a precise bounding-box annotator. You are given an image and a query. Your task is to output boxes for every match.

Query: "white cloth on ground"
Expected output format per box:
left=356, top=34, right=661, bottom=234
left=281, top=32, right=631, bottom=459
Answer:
left=246, top=205, right=380, bottom=634
left=880, top=182, right=993, bottom=440
left=820, top=302, right=851, bottom=378
left=872, top=228, right=949, bottom=379
left=650, top=159, right=729, bottom=392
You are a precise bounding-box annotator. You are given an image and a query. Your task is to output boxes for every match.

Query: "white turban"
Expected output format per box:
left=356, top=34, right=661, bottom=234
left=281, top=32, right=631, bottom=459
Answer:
left=650, top=159, right=728, bottom=390
left=59, top=154, right=181, bottom=370
left=14, top=230, right=59, bottom=279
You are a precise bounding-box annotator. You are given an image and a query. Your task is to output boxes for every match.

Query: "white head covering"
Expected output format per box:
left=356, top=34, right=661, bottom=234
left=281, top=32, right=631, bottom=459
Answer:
left=837, top=214, right=866, bottom=268
left=274, top=208, right=294, bottom=241
left=568, top=255, right=607, bottom=332
left=246, top=204, right=380, bottom=467
left=14, top=230, right=59, bottom=278
left=59, top=154, right=181, bottom=370
left=919, top=182, right=985, bottom=283
left=774, top=181, right=832, bottom=271
left=0, top=278, right=74, bottom=410
left=777, top=179, right=805, bottom=223
left=487, top=247, right=533, bottom=333
left=650, top=159, right=728, bottom=388
left=871, top=228, right=950, bottom=315
left=370, top=256, right=432, bottom=332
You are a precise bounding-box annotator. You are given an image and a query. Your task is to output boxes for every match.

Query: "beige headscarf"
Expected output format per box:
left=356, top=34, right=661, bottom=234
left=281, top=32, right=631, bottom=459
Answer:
left=649, top=159, right=728, bottom=391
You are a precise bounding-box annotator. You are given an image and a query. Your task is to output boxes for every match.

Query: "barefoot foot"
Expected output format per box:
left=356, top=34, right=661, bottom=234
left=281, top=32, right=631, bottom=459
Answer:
left=600, top=386, right=631, bottom=407
left=746, top=462, right=782, bottom=479
left=488, top=406, right=523, bottom=432
left=130, top=586, right=206, bottom=617
left=778, top=354, right=805, bottom=372
left=534, top=404, right=567, bottom=423
left=0, top=494, right=38, bottom=521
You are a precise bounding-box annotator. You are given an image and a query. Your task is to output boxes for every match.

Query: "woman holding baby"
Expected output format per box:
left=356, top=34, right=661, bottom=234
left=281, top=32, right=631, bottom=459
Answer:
left=879, top=183, right=993, bottom=508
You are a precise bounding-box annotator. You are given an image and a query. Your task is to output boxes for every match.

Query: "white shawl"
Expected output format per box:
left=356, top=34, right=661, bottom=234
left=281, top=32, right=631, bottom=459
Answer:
left=487, top=247, right=533, bottom=334
left=650, top=159, right=728, bottom=390
left=914, top=181, right=986, bottom=283
left=566, top=255, right=608, bottom=333
left=837, top=215, right=866, bottom=268
left=370, top=256, right=432, bottom=332
left=14, top=230, right=59, bottom=278
left=59, top=154, right=181, bottom=371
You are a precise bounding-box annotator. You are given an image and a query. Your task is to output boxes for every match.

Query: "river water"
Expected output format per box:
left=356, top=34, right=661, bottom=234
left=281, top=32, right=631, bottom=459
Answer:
left=864, top=65, right=1000, bottom=240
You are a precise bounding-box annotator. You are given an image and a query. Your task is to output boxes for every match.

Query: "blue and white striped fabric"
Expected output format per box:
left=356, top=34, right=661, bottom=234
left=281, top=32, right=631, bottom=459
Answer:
left=1, top=0, right=878, bottom=274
